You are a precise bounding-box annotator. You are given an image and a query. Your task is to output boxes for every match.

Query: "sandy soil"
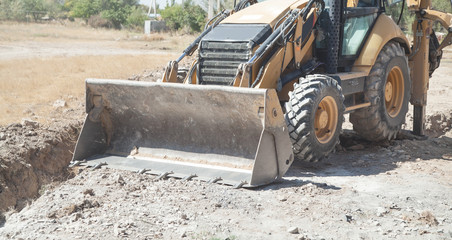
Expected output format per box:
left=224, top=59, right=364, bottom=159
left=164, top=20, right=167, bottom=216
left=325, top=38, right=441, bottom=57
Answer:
left=0, top=22, right=192, bottom=125
left=0, top=23, right=451, bottom=240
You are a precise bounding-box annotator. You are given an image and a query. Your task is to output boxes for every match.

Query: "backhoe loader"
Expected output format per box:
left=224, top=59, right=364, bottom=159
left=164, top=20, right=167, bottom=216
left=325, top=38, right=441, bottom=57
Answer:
left=72, top=0, right=452, bottom=187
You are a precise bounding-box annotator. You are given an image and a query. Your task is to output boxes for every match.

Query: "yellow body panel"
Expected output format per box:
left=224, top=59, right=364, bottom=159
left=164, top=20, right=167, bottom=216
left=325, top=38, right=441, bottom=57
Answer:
left=352, top=14, right=411, bottom=74
left=409, top=16, right=432, bottom=107
left=347, top=0, right=359, bottom=7
left=222, top=0, right=308, bottom=27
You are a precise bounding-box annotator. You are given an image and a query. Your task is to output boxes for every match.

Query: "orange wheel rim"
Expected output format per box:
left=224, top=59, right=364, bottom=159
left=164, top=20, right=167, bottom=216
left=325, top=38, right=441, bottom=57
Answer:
left=385, top=66, right=404, bottom=118
left=314, top=96, right=338, bottom=144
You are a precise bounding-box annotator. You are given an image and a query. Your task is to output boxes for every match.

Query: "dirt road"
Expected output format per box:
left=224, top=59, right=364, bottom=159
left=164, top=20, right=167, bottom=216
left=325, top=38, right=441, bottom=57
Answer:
left=0, top=23, right=451, bottom=240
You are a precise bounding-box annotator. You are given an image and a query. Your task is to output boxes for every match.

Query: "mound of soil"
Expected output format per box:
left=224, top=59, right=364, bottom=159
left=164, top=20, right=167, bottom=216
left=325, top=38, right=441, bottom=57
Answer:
left=425, top=110, right=452, bottom=137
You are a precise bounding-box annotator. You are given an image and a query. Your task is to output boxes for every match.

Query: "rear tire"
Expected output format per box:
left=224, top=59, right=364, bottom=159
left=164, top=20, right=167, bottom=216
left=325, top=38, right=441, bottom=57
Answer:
left=350, top=41, right=410, bottom=141
left=285, top=75, right=345, bottom=162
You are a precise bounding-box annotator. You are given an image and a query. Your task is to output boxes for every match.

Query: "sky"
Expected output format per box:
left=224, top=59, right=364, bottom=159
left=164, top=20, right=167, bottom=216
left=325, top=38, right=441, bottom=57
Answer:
left=140, top=0, right=188, bottom=9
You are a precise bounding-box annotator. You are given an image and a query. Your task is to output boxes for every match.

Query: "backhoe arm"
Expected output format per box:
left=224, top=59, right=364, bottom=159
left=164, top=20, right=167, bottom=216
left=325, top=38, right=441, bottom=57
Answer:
left=422, top=9, right=452, bottom=53
left=407, top=0, right=452, bottom=135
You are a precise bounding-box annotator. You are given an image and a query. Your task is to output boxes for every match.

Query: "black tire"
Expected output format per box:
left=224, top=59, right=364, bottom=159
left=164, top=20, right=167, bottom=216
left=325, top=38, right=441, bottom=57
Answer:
left=350, top=41, right=410, bottom=141
left=285, top=75, right=345, bottom=162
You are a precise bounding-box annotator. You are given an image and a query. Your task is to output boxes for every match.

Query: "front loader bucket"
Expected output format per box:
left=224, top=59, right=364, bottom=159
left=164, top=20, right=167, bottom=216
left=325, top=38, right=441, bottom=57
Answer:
left=73, top=79, right=294, bottom=187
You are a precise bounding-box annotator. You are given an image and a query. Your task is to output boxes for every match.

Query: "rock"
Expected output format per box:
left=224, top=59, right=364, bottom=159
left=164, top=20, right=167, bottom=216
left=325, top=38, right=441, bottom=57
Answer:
left=277, top=195, right=288, bottom=202
left=72, top=213, right=82, bottom=222
left=21, top=119, right=39, bottom=128
left=348, top=144, right=365, bottom=150
left=419, top=211, right=438, bottom=226
left=25, top=130, right=37, bottom=137
left=117, top=175, right=126, bottom=186
left=53, top=99, right=66, bottom=108
left=180, top=231, right=187, bottom=238
left=180, top=213, right=188, bottom=220
left=83, top=189, right=95, bottom=196
left=113, top=223, right=120, bottom=236
left=288, top=227, right=299, bottom=234
left=345, top=215, right=353, bottom=223
left=0, top=132, right=6, bottom=140
left=0, top=211, right=5, bottom=226
left=377, top=207, right=386, bottom=217
left=442, top=153, right=452, bottom=160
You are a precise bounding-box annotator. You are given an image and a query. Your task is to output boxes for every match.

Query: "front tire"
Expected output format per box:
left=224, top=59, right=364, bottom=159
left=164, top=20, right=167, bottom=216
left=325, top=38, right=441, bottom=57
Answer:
left=350, top=41, right=410, bottom=141
left=285, top=75, right=345, bottom=162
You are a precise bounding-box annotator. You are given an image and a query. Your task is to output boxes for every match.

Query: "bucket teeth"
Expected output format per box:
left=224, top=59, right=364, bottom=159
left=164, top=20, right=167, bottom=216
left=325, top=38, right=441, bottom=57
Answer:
left=207, top=177, right=222, bottom=184
left=92, top=162, right=107, bottom=170
left=69, top=160, right=87, bottom=167
left=157, top=171, right=174, bottom=180
left=233, top=181, right=247, bottom=189
left=137, top=168, right=151, bottom=174
left=182, top=174, right=198, bottom=182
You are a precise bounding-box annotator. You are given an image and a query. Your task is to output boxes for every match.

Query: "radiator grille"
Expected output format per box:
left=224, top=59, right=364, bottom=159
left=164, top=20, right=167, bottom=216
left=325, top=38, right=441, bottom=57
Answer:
left=198, top=41, right=251, bottom=85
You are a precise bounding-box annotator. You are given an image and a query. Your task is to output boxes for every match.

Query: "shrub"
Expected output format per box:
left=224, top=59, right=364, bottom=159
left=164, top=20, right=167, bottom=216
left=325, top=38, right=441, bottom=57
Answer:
left=160, top=0, right=206, bottom=33
left=125, top=6, right=147, bottom=30
left=88, top=14, right=113, bottom=28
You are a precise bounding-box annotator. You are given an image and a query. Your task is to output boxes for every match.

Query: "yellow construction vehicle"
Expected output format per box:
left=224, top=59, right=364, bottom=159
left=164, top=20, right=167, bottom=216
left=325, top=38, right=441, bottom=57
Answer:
left=72, top=0, right=452, bottom=187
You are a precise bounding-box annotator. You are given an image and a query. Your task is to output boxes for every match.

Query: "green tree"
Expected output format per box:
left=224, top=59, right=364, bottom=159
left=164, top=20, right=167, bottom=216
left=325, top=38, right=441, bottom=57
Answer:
left=126, top=5, right=148, bottom=30
left=67, top=0, right=140, bottom=29
left=69, top=0, right=101, bottom=20
left=160, top=4, right=183, bottom=30
left=21, top=0, right=47, bottom=21
left=0, top=0, right=26, bottom=21
left=160, top=0, right=206, bottom=32
left=100, top=0, right=132, bottom=29
left=184, top=0, right=206, bottom=32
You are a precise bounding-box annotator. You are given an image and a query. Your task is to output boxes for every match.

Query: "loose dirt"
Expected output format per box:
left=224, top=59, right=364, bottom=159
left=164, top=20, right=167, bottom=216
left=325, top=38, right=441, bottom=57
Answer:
left=0, top=23, right=451, bottom=240
left=0, top=105, right=84, bottom=213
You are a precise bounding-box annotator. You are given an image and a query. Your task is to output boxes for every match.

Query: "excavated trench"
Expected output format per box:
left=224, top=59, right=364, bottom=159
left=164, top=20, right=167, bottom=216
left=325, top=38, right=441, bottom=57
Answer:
left=0, top=119, right=82, bottom=214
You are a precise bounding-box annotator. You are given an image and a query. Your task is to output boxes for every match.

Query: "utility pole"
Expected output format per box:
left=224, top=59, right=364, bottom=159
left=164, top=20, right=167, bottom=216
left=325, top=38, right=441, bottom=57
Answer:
left=147, top=0, right=157, bottom=17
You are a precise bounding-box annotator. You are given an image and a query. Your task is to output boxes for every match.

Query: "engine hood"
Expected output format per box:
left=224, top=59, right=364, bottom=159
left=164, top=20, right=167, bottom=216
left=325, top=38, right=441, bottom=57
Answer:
left=221, top=0, right=309, bottom=27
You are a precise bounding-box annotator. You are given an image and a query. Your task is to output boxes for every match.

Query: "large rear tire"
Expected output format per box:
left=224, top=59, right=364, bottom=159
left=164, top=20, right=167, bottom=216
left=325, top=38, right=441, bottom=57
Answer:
left=350, top=41, right=410, bottom=141
left=285, top=75, right=345, bottom=162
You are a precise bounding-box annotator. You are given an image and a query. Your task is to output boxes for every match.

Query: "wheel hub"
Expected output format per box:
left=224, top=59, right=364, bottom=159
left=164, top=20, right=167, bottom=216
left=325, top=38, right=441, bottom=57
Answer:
left=317, top=109, right=329, bottom=129
left=385, top=66, right=404, bottom=118
left=385, top=81, right=393, bottom=102
left=314, top=96, right=338, bottom=144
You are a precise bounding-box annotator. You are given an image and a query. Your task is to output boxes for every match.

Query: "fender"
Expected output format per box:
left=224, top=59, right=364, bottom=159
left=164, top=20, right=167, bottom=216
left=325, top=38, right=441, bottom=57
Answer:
left=352, top=14, right=411, bottom=74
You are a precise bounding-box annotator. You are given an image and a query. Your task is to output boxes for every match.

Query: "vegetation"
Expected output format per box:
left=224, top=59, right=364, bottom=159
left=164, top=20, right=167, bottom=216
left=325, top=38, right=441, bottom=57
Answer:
left=1, top=0, right=448, bottom=33
left=0, top=0, right=210, bottom=32
left=160, top=0, right=207, bottom=32
left=385, top=0, right=451, bottom=33
left=0, top=0, right=150, bottom=30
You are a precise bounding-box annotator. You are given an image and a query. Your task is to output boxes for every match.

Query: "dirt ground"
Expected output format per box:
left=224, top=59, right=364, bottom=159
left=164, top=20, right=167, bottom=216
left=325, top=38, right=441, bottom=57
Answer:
left=0, top=22, right=451, bottom=240
left=0, top=22, right=192, bottom=125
